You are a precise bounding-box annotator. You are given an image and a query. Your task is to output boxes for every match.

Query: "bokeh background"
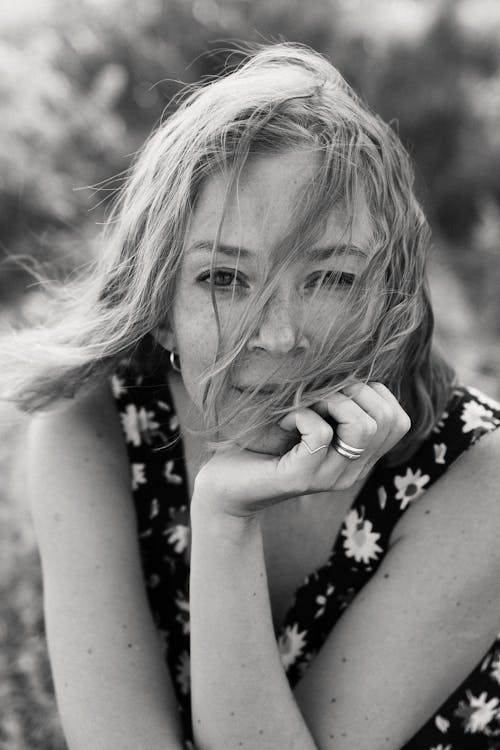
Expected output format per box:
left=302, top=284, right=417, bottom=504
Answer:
left=1, top=0, right=500, bottom=747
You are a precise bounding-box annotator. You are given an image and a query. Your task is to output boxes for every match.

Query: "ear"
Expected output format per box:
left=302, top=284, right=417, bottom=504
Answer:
left=151, top=321, right=176, bottom=352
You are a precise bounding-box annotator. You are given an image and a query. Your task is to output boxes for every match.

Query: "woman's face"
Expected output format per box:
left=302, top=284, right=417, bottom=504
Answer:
left=168, top=149, right=374, bottom=454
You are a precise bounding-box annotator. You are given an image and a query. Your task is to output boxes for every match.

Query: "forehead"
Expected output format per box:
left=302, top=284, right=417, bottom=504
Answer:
left=186, top=149, right=373, bottom=253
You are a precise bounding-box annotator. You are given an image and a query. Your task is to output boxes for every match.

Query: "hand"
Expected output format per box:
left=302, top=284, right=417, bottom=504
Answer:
left=192, top=382, right=411, bottom=519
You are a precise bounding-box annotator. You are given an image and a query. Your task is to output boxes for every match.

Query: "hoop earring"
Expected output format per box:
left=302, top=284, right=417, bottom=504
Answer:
left=169, top=350, right=181, bottom=373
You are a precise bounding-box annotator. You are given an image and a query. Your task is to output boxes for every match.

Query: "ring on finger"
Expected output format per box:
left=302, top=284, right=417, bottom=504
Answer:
left=301, top=439, right=329, bottom=455
left=332, top=434, right=365, bottom=461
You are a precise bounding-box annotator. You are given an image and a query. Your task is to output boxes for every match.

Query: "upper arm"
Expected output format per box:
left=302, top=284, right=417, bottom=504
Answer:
left=27, top=380, right=184, bottom=750
left=294, top=428, right=500, bottom=750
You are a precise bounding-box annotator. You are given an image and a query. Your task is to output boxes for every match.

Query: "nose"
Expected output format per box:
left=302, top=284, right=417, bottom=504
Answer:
left=247, top=289, right=309, bottom=354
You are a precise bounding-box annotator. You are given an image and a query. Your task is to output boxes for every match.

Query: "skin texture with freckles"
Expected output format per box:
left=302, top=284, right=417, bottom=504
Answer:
left=160, top=148, right=374, bottom=457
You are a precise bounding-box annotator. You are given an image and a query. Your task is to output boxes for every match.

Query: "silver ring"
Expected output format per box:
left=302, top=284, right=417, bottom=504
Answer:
left=332, top=435, right=365, bottom=461
left=333, top=443, right=362, bottom=460
left=301, top=439, right=329, bottom=455
left=334, top=435, right=365, bottom=454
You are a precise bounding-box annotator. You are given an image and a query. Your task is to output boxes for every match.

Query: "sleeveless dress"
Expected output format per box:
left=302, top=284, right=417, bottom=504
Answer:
left=110, top=350, right=500, bottom=749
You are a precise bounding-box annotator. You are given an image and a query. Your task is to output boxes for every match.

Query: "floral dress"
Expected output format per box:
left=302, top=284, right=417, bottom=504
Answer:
left=111, top=351, right=500, bottom=749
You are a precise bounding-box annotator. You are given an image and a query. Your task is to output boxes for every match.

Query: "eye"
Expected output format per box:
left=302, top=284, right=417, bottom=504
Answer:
left=197, top=268, right=247, bottom=289
left=305, top=271, right=356, bottom=290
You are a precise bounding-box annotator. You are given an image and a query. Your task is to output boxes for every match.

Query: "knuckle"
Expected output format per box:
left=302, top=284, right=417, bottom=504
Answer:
left=396, top=411, right=412, bottom=434
left=379, top=403, right=394, bottom=423
left=362, top=415, right=378, bottom=440
left=319, top=424, right=334, bottom=445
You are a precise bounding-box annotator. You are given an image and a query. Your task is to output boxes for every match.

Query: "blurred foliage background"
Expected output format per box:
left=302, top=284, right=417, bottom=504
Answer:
left=1, top=0, right=500, bottom=747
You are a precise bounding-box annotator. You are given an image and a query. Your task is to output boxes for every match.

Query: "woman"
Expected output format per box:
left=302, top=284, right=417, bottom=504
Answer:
left=3, top=43, right=500, bottom=749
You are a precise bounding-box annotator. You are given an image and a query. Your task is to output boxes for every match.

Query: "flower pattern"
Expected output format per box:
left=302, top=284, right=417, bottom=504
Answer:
left=454, top=691, right=500, bottom=733
left=278, top=623, right=308, bottom=669
left=460, top=400, right=500, bottom=434
left=131, top=462, right=146, bottom=490
left=433, top=443, right=447, bottom=464
left=110, top=356, right=500, bottom=750
left=491, top=651, right=500, bottom=686
left=467, top=386, right=500, bottom=412
left=394, top=467, right=430, bottom=509
left=110, top=373, right=127, bottom=398
left=175, top=590, right=191, bottom=635
left=434, top=715, right=450, bottom=733
left=377, top=485, right=387, bottom=509
left=164, top=506, right=190, bottom=557
left=341, top=509, right=382, bottom=563
left=176, top=651, right=191, bottom=696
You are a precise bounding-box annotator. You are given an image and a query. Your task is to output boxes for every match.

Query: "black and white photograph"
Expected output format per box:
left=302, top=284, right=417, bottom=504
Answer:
left=1, top=1, right=500, bottom=748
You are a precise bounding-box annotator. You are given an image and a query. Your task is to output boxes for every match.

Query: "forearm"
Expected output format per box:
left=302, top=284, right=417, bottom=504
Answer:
left=189, top=499, right=317, bottom=750
left=53, top=665, right=186, bottom=750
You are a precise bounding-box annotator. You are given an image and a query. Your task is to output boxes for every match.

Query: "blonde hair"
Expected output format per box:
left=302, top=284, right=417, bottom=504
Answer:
left=0, top=42, right=454, bottom=463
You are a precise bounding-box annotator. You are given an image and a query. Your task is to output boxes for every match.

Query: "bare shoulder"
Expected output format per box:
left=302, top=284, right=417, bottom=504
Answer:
left=392, top=425, right=500, bottom=558
left=26, top=378, right=133, bottom=548
left=27, top=377, right=126, bottom=466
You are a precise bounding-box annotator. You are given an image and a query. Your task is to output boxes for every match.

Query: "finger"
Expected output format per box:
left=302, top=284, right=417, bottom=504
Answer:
left=343, top=382, right=393, bottom=424
left=279, top=407, right=333, bottom=459
left=312, top=390, right=380, bottom=488
left=343, top=382, right=393, bottom=448
left=314, top=391, right=377, bottom=450
left=277, top=408, right=350, bottom=494
left=363, top=382, right=411, bottom=456
left=342, top=383, right=410, bottom=481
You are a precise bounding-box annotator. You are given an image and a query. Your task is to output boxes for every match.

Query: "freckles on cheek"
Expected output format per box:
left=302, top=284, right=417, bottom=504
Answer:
left=176, top=300, right=218, bottom=365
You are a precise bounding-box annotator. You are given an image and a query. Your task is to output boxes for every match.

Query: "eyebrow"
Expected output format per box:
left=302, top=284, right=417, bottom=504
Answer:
left=187, top=240, right=368, bottom=261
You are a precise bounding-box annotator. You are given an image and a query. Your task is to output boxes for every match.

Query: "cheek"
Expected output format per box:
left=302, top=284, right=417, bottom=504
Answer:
left=173, top=300, right=219, bottom=405
left=303, top=296, right=344, bottom=333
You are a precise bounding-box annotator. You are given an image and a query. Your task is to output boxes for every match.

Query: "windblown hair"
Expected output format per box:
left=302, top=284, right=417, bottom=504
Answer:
left=0, top=42, right=454, bottom=463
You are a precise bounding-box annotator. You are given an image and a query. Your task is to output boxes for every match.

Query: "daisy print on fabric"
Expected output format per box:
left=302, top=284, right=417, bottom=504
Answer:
left=433, top=443, right=447, bottom=465
left=164, top=506, right=190, bottom=556
left=434, top=715, right=450, bottom=733
left=394, top=467, right=430, bottom=509
left=467, top=386, right=500, bottom=412
left=110, top=374, right=127, bottom=398
left=175, top=590, right=190, bottom=635
left=149, top=497, right=160, bottom=520
left=454, top=691, right=500, bottom=733
left=377, top=485, right=387, bottom=509
left=341, top=509, right=382, bottom=564
left=490, top=650, right=500, bottom=686
left=120, top=404, right=160, bottom=446
left=296, top=649, right=316, bottom=679
left=460, top=400, right=500, bottom=434
left=433, top=409, right=449, bottom=434
left=278, top=623, right=308, bottom=669
left=176, top=651, right=191, bottom=696
left=131, top=462, right=147, bottom=490
left=314, top=584, right=335, bottom=620
left=164, top=459, right=184, bottom=485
